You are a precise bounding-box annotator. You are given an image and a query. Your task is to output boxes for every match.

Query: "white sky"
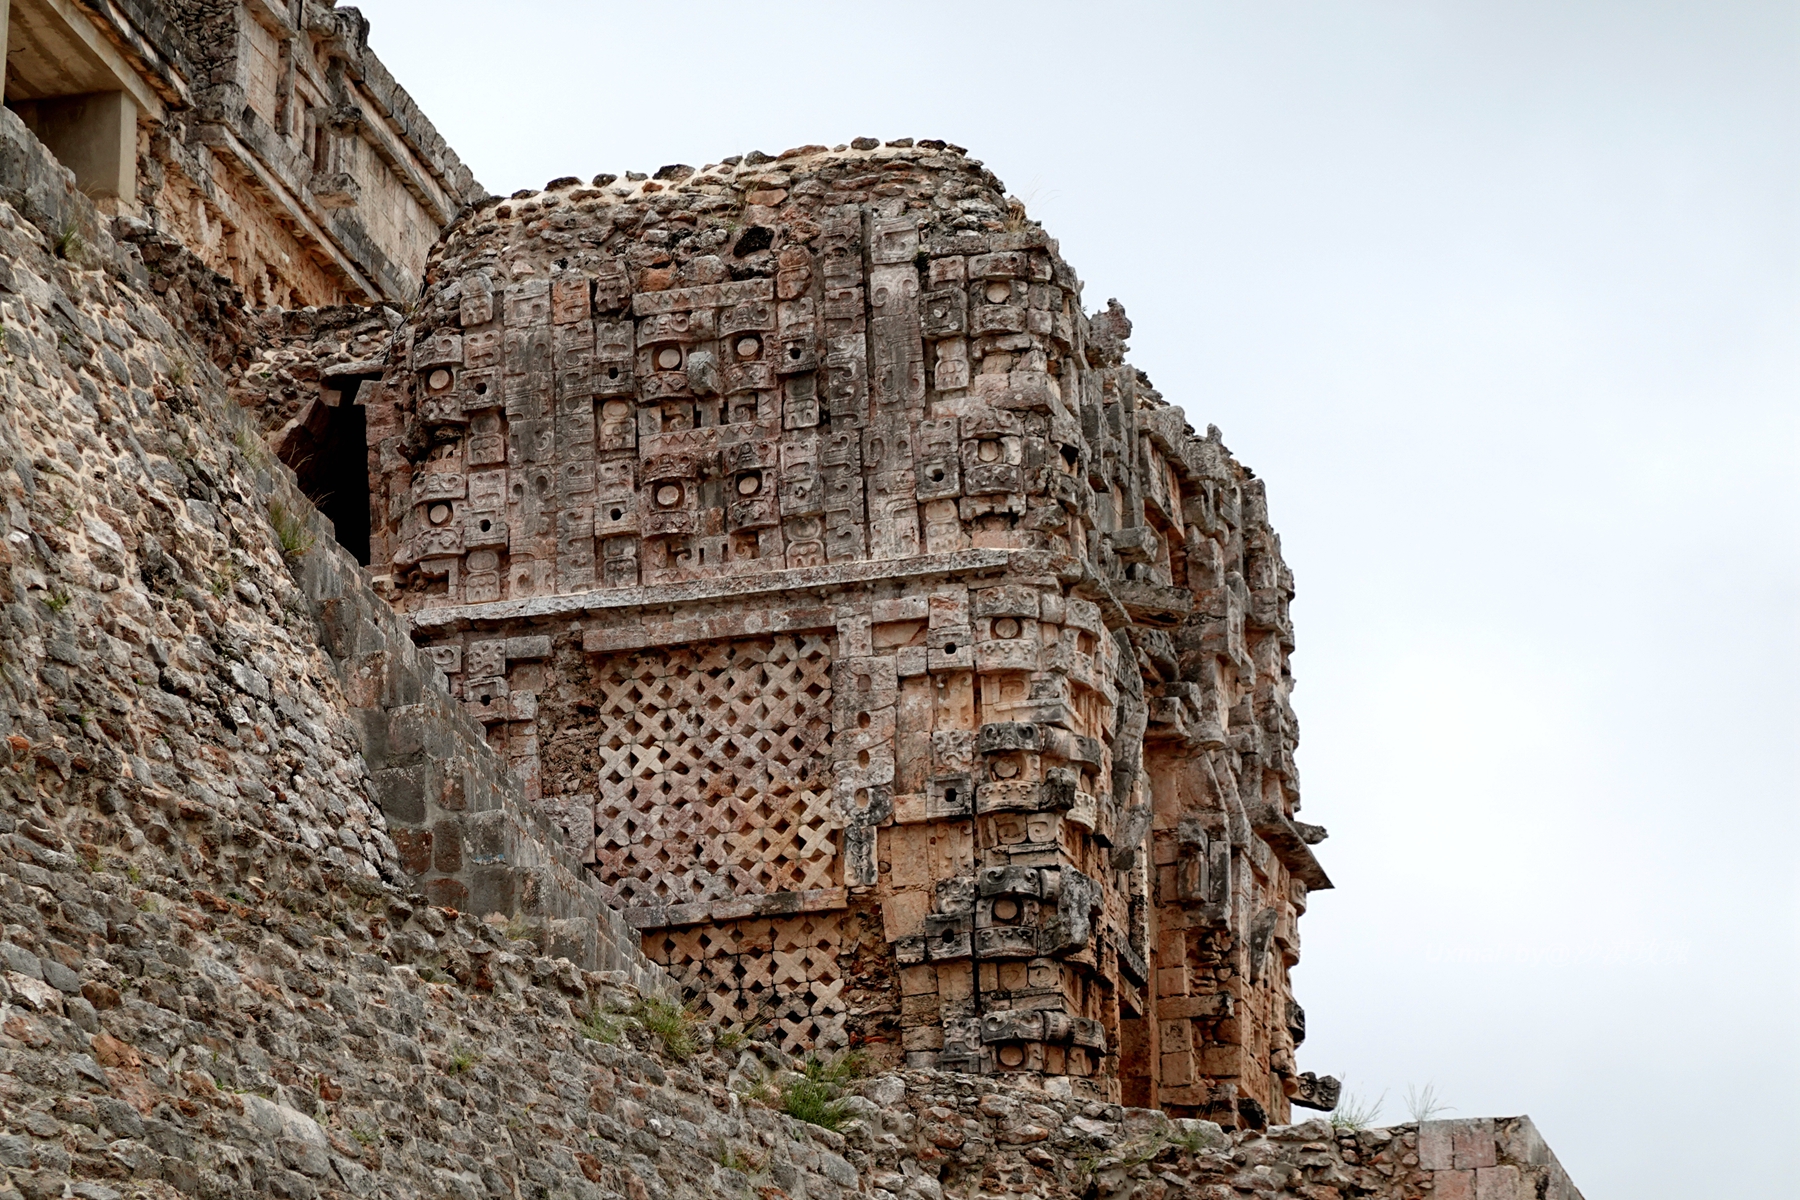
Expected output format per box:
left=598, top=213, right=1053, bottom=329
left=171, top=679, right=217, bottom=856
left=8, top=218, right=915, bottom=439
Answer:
left=349, top=2, right=1798, bottom=1192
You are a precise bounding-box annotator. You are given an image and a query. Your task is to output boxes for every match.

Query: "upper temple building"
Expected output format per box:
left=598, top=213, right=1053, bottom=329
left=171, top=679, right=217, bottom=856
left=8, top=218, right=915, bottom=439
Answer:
left=313, top=145, right=1341, bottom=1128
left=1, top=0, right=481, bottom=305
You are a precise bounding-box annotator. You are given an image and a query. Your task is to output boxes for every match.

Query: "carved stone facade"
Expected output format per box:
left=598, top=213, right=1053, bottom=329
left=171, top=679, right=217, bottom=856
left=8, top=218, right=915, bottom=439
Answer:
left=2, top=0, right=480, bottom=305
left=0, top=82, right=1597, bottom=1193
left=361, top=144, right=1335, bottom=1128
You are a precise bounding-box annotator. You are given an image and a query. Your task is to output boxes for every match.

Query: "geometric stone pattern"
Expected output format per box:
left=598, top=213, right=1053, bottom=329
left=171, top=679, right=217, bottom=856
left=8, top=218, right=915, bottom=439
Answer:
left=371, top=140, right=1331, bottom=1127
left=587, top=635, right=836, bottom=909
left=644, top=914, right=847, bottom=1055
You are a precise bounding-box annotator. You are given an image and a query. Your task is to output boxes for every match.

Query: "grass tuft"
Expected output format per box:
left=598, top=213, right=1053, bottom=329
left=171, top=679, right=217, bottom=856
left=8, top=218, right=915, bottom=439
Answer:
left=629, top=995, right=698, bottom=1061
left=209, top=560, right=241, bottom=598
left=446, top=1046, right=479, bottom=1074
left=54, top=224, right=84, bottom=262
left=717, top=1141, right=758, bottom=1173
left=267, top=500, right=314, bottom=561
left=1330, top=1084, right=1386, bottom=1131
left=714, top=1019, right=763, bottom=1053
left=778, top=1051, right=865, bottom=1131
left=1168, top=1125, right=1223, bottom=1155
left=1405, top=1082, right=1454, bottom=1123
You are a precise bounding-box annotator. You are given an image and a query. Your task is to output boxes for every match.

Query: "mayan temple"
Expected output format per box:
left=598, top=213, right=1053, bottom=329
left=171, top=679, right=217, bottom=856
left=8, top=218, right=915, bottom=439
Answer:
left=0, top=2, right=1585, bottom=1197
left=338, top=148, right=1337, bottom=1126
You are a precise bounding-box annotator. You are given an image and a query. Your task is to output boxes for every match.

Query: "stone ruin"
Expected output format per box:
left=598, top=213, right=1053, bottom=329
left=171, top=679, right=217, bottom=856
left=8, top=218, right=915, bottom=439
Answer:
left=351, top=145, right=1336, bottom=1128
left=1, top=0, right=477, bottom=306
left=0, top=4, right=1591, bottom=1196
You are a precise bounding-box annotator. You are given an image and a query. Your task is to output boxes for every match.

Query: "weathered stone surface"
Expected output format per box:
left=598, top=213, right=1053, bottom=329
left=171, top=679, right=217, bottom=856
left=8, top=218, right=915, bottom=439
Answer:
left=0, top=25, right=1585, bottom=1193
left=314, top=143, right=1328, bottom=1125
left=1, top=0, right=480, bottom=306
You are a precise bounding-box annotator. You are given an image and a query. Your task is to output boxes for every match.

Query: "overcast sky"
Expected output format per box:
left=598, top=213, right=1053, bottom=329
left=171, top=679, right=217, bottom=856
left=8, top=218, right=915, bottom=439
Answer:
left=349, top=2, right=1798, bottom=1193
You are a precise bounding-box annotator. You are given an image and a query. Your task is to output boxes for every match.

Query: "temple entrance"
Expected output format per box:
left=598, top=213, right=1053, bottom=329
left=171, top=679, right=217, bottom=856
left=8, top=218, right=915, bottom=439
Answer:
left=273, top=376, right=373, bottom=565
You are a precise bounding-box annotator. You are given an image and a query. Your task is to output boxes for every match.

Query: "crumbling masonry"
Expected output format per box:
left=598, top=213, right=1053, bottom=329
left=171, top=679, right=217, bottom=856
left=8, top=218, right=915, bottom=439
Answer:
left=0, top=0, right=1339, bottom=1133
left=0, top=5, right=1594, bottom=1195
left=358, top=147, right=1336, bottom=1127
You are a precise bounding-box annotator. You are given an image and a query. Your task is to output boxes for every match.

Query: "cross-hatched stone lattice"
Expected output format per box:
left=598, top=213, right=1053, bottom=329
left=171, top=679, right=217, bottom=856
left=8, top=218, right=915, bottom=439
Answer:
left=589, top=635, right=837, bottom=910
left=647, top=915, right=848, bottom=1053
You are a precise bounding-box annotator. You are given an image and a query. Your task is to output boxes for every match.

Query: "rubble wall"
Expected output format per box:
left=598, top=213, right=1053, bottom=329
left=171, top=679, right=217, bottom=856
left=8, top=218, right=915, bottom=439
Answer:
left=0, top=100, right=651, bottom=981
left=360, top=143, right=1331, bottom=1126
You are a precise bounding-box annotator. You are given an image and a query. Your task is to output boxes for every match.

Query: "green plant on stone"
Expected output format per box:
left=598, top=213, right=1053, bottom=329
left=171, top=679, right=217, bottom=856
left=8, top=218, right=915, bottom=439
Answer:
left=54, top=224, right=84, bottom=262
left=779, top=1074, right=845, bottom=1132
left=1103, top=1132, right=1180, bottom=1171
left=714, top=1015, right=766, bottom=1053
left=233, top=426, right=270, bottom=467
left=1168, top=1125, right=1220, bottom=1156
left=778, top=1051, right=865, bottom=1132
left=1405, top=1082, right=1453, bottom=1123
left=717, top=1141, right=754, bottom=1173
left=210, top=560, right=240, bottom=597
left=267, top=499, right=314, bottom=561
left=41, top=589, right=71, bottom=613
left=446, top=1046, right=479, bottom=1074
left=629, top=995, right=698, bottom=1061
left=1071, top=1152, right=1103, bottom=1191
left=1330, top=1085, right=1387, bottom=1132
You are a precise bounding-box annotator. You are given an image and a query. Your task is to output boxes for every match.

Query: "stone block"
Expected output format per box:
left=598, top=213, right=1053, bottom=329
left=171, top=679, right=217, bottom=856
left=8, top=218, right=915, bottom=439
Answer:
left=1499, top=1117, right=1551, bottom=1167
left=392, top=827, right=433, bottom=875
left=373, top=765, right=427, bottom=824
left=1435, top=1170, right=1477, bottom=1200
left=1452, top=1119, right=1498, bottom=1169
left=1420, top=1120, right=1456, bottom=1171
left=465, top=863, right=518, bottom=916
left=423, top=877, right=470, bottom=909
left=432, top=819, right=465, bottom=874
left=1159, top=1050, right=1196, bottom=1087
left=1475, top=1166, right=1523, bottom=1200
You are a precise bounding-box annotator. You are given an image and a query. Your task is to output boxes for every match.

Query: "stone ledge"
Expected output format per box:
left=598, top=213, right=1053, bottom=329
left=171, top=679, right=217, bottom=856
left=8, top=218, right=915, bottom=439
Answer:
left=623, top=886, right=850, bottom=931
left=408, top=548, right=1031, bottom=631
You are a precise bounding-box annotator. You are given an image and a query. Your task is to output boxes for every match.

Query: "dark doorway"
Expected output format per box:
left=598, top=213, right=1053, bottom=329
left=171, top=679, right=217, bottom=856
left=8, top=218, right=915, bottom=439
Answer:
left=274, top=376, right=374, bottom=565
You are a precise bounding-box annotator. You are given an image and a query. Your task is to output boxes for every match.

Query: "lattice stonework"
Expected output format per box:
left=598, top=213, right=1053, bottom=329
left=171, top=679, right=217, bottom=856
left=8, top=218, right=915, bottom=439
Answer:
left=646, top=915, right=848, bottom=1054
left=587, top=635, right=837, bottom=909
